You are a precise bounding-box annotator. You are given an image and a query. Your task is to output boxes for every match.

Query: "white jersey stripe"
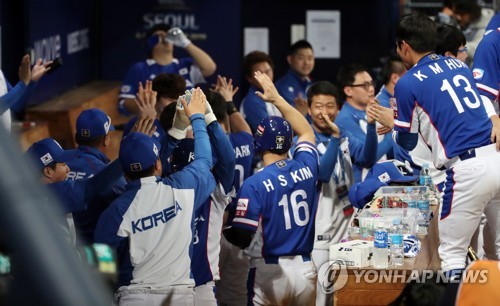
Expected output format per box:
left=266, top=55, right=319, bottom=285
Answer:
left=394, top=119, right=411, bottom=128
left=233, top=218, right=259, bottom=227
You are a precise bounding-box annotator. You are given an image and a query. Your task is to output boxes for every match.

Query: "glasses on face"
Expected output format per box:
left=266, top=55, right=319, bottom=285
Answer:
left=348, top=80, right=374, bottom=91
left=457, top=46, right=468, bottom=53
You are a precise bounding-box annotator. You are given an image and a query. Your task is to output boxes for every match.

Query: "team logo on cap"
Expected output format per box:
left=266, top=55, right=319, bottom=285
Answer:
left=256, top=125, right=264, bottom=136
left=130, top=163, right=142, bottom=172
left=40, top=153, right=53, bottom=165
left=81, top=129, right=91, bottom=137
left=378, top=172, right=390, bottom=183
left=121, top=85, right=131, bottom=93
left=104, top=116, right=112, bottom=133
left=276, top=136, right=285, bottom=149
left=472, top=68, right=484, bottom=80
left=153, top=143, right=159, bottom=156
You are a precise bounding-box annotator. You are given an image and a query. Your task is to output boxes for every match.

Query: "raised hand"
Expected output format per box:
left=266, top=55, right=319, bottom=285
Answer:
left=181, top=87, right=206, bottom=118
left=136, top=80, right=158, bottom=120
left=31, top=58, right=52, bottom=82
left=18, top=55, right=31, bottom=85
left=321, top=112, right=340, bottom=138
left=254, top=71, right=281, bottom=104
left=212, top=75, right=239, bottom=102
left=166, top=27, right=191, bottom=48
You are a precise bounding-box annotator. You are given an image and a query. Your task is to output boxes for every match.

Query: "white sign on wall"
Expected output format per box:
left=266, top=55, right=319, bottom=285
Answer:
left=306, top=10, right=341, bottom=59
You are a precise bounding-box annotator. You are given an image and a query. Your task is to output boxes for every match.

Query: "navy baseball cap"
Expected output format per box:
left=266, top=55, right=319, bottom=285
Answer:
left=348, top=160, right=419, bottom=208
left=119, top=132, right=160, bottom=173
left=26, top=138, right=78, bottom=170
left=76, top=108, right=114, bottom=139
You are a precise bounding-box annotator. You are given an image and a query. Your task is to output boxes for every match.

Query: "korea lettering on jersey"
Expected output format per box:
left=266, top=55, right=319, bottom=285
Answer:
left=232, top=142, right=319, bottom=260
left=393, top=53, right=491, bottom=169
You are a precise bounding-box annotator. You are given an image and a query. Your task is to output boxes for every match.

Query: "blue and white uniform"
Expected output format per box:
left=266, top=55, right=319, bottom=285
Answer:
left=232, top=141, right=319, bottom=306
left=240, top=86, right=281, bottom=133
left=335, top=103, right=393, bottom=183
left=275, top=69, right=312, bottom=107
left=94, top=115, right=216, bottom=305
left=66, top=146, right=127, bottom=244
left=0, top=70, right=37, bottom=131
left=472, top=27, right=500, bottom=105
left=374, top=85, right=392, bottom=108
left=393, top=53, right=500, bottom=271
left=216, top=131, right=254, bottom=306
left=118, top=58, right=205, bottom=116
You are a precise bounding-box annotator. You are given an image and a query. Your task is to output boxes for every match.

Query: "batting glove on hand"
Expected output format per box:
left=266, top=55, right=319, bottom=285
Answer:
left=168, top=93, right=192, bottom=139
left=166, top=27, right=191, bottom=48
left=204, top=98, right=217, bottom=125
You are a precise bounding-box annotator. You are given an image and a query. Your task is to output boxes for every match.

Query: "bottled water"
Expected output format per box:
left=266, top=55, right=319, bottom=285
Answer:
left=389, top=219, right=404, bottom=266
left=373, top=221, right=388, bottom=269
left=417, top=192, right=430, bottom=234
left=419, top=163, right=435, bottom=191
left=404, top=186, right=417, bottom=208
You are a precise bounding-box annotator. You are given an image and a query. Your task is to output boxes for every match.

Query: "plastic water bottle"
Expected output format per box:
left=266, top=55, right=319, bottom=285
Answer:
left=373, top=221, right=388, bottom=269
left=389, top=219, right=404, bottom=266
left=417, top=192, right=430, bottom=234
left=404, top=186, right=417, bottom=208
left=419, top=163, right=435, bottom=191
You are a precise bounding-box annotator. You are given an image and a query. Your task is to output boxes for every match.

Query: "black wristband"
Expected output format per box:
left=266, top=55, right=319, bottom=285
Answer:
left=226, top=101, right=238, bottom=115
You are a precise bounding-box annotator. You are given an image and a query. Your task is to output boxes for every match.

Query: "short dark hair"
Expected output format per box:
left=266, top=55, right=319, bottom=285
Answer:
left=436, top=24, right=466, bottom=57
left=159, top=102, right=177, bottom=132
left=146, top=23, right=170, bottom=39
left=380, top=57, right=406, bottom=85
left=337, top=63, right=369, bottom=89
left=396, top=13, right=437, bottom=54
left=243, top=51, right=274, bottom=78
left=453, top=0, right=482, bottom=23
left=152, top=73, right=186, bottom=99
left=125, top=164, right=156, bottom=181
left=307, top=81, right=340, bottom=108
left=204, top=90, right=227, bottom=123
left=75, top=134, right=106, bottom=147
left=289, top=40, right=313, bottom=55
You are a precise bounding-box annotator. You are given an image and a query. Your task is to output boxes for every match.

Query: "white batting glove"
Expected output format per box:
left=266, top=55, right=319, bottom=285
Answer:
left=166, top=27, right=191, bottom=48
left=205, top=99, right=217, bottom=125
left=168, top=93, right=192, bottom=139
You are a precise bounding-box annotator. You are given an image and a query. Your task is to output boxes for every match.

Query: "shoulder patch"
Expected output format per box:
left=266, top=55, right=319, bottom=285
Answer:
left=472, top=68, right=484, bottom=81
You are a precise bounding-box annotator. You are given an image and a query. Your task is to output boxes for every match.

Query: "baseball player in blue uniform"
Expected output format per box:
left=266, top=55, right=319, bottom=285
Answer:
left=118, top=23, right=216, bottom=116
left=291, top=81, right=377, bottom=306
left=240, top=51, right=281, bottom=134
left=393, top=13, right=500, bottom=273
left=65, top=108, right=127, bottom=244
left=335, top=64, right=394, bottom=183
left=275, top=40, right=314, bottom=108
left=224, top=71, right=319, bottom=306
left=472, top=27, right=500, bottom=111
left=95, top=88, right=216, bottom=306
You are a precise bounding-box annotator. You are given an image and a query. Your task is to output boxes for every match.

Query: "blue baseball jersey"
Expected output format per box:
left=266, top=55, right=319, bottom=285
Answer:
left=335, top=103, right=393, bottom=182
left=275, top=69, right=312, bottom=107
left=229, top=132, right=254, bottom=192
left=191, top=184, right=231, bottom=286
left=375, top=85, right=393, bottom=108
left=240, top=86, right=281, bottom=133
left=66, top=146, right=127, bottom=244
left=232, top=141, right=319, bottom=259
left=394, top=54, right=492, bottom=169
left=472, top=27, right=500, bottom=102
left=118, top=58, right=205, bottom=115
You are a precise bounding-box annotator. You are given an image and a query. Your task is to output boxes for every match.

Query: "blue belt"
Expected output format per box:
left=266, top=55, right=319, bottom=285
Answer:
left=264, top=254, right=311, bottom=264
left=458, top=149, right=476, bottom=161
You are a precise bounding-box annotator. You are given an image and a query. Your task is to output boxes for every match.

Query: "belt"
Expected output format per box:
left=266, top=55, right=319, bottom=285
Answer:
left=458, top=149, right=477, bottom=161
left=264, top=254, right=312, bottom=264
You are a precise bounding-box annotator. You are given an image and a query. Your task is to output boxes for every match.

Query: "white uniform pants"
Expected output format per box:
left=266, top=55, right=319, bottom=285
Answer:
left=194, top=281, right=216, bottom=306
left=247, top=256, right=317, bottom=306
left=439, top=144, right=500, bottom=271
left=117, top=287, right=194, bottom=306
left=312, top=249, right=333, bottom=306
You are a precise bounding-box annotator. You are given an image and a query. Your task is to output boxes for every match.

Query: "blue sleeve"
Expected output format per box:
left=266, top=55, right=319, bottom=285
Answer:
left=346, top=123, right=378, bottom=168
left=395, top=131, right=419, bottom=151
left=243, top=96, right=268, bottom=132
left=275, top=78, right=294, bottom=106
left=119, top=63, right=143, bottom=99
left=376, top=133, right=394, bottom=161
left=318, top=137, right=339, bottom=183
left=0, top=81, right=37, bottom=114
left=94, top=203, right=126, bottom=247
left=165, top=114, right=216, bottom=209
left=49, top=180, right=87, bottom=213
left=84, top=159, right=124, bottom=204
left=207, top=121, right=236, bottom=192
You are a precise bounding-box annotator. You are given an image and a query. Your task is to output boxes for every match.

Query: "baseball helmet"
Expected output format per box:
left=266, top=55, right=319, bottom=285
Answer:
left=169, top=138, right=195, bottom=173
left=254, top=116, right=293, bottom=154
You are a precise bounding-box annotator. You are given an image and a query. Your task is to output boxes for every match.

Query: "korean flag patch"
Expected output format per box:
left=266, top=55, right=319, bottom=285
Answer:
left=40, top=153, right=53, bottom=165
left=472, top=68, right=484, bottom=81
left=378, top=172, right=391, bottom=183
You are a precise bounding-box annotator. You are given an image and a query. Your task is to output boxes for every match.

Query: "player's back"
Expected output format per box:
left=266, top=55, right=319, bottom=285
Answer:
left=395, top=54, right=491, bottom=167
left=229, top=132, right=254, bottom=192
left=241, top=152, right=319, bottom=260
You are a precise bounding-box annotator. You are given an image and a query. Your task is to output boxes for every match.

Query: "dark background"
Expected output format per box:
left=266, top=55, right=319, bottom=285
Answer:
left=0, top=0, right=432, bottom=110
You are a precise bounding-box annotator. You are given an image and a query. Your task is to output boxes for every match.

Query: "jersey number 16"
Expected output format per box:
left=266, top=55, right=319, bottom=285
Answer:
left=278, top=189, right=310, bottom=230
